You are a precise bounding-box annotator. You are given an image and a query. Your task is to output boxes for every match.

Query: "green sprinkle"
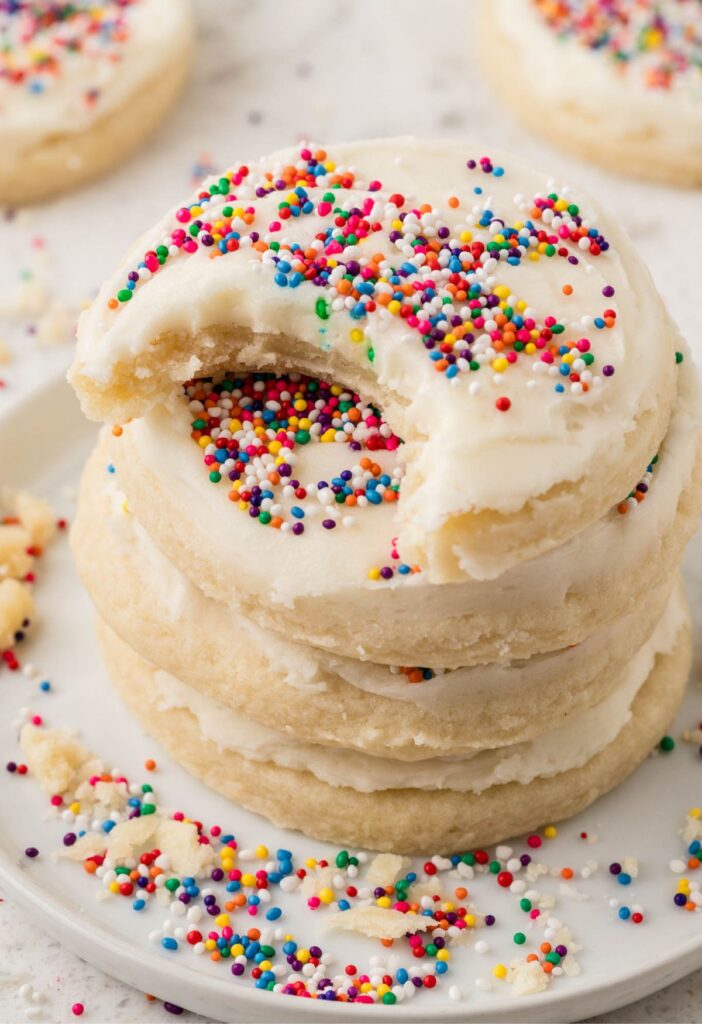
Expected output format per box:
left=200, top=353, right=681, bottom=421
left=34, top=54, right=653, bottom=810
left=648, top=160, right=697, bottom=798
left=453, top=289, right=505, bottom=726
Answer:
left=513, top=932, right=526, bottom=945
left=315, top=298, right=330, bottom=320
left=117, top=289, right=132, bottom=303
left=209, top=471, right=221, bottom=483
left=659, top=735, right=675, bottom=752
left=676, top=351, right=684, bottom=364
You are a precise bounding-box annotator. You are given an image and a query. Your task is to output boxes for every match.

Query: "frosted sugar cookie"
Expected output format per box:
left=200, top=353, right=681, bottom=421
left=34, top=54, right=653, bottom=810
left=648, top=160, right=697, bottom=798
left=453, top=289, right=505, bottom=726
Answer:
left=101, top=356, right=700, bottom=666
left=0, top=0, right=193, bottom=205
left=478, top=0, right=702, bottom=185
left=70, top=139, right=680, bottom=583
left=72, top=437, right=684, bottom=757
left=96, top=602, right=692, bottom=855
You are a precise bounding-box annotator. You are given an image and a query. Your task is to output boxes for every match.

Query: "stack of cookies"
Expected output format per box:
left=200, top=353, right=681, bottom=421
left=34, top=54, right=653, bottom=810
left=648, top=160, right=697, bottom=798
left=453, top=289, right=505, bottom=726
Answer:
left=69, top=139, right=701, bottom=854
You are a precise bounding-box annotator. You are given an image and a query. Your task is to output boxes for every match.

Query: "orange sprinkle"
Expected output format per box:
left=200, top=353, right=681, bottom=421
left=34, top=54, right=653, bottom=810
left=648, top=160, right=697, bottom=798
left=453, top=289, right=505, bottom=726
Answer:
left=144, top=759, right=156, bottom=771
left=562, top=284, right=573, bottom=295
left=561, top=867, right=574, bottom=880
left=111, top=425, right=123, bottom=437
left=448, top=196, right=460, bottom=209
left=454, top=887, right=468, bottom=900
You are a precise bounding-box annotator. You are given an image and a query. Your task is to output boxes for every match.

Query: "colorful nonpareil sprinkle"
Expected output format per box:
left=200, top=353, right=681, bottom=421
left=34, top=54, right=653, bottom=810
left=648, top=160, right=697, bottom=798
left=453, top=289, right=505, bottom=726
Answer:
left=617, top=455, right=657, bottom=514
left=185, top=372, right=403, bottom=537
left=16, top=722, right=592, bottom=1006
left=108, top=145, right=619, bottom=400
left=0, top=1, right=136, bottom=101
left=534, top=0, right=702, bottom=90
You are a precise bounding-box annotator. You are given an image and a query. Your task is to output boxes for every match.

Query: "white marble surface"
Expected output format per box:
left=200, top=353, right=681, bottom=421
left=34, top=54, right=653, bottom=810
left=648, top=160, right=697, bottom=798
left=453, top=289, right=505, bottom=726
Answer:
left=1, top=0, right=702, bottom=1021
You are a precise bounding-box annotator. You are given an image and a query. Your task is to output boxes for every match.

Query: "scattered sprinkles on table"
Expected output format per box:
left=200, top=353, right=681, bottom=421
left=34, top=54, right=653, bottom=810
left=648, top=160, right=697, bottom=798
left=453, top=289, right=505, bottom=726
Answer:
left=185, top=371, right=402, bottom=537
left=108, top=145, right=621, bottom=405
left=0, top=0, right=138, bottom=103
left=533, top=0, right=702, bottom=90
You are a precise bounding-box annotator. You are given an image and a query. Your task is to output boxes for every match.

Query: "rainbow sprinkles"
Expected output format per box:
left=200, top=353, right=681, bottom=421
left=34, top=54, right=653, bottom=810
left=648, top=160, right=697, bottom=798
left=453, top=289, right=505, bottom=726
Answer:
left=108, top=147, right=619, bottom=403
left=0, top=1, right=136, bottom=101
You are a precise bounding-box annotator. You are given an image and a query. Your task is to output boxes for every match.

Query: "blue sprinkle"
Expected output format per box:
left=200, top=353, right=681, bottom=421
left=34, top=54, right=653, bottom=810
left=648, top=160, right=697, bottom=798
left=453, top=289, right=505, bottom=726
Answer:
left=618, top=906, right=631, bottom=920
left=132, top=898, right=146, bottom=911
left=265, top=907, right=282, bottom=921
left=162, top=937, right=178, bottom=951
left=617, top=873, right=632, bottom=886
left=39, top=680, right=51, bottom=692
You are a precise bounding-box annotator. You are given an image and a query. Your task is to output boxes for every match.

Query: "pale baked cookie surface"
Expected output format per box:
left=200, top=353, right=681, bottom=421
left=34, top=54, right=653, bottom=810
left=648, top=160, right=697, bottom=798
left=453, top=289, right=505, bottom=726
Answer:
left=479, top=0, right=702, bottom=185
left=0, top=0, right=193, bottom=204
left=96, top=607, right=691, bottom=855
left=70, top=138, right=681, bottom=583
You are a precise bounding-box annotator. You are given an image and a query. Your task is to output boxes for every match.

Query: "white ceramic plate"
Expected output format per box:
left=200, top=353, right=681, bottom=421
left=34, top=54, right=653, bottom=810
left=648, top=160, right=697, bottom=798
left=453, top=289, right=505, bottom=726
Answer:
left=1, top=374, right=702, bottom=1023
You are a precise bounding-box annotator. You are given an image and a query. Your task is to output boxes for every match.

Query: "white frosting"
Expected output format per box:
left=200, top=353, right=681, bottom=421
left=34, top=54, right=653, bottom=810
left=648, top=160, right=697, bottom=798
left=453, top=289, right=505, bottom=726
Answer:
left=151, top=586, right=685, bottom=793
left=73, top=138, right=678, bottom=579
left=0, top=0, right=192, bottom=147
left=491, top=0, right=702, bottom=145
left=117, top=357, right=700, bottom=616
left=107, top=470, right=675, bottom=727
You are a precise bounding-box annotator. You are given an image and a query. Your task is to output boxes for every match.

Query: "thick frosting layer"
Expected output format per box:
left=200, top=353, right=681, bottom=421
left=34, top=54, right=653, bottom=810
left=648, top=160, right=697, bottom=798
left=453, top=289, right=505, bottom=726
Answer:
left=119, top=356, right=699, bottom=610
left=490, top=0, right=702, bottom=144
left=151, top=586, right=686, bottom=794
left=0, top=0, right=192, bottom=146
left=72, top=138, right=678, bottom=580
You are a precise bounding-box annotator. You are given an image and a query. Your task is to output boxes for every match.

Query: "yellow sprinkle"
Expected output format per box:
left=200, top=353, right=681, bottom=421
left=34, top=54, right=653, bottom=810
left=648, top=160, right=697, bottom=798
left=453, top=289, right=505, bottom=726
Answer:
left=465, top=914, right=476, bottom=927
left=493, top=963, right=508, bottom=980
left=544, top=825, right=558, bottom=839
left=297, top=949, right=311, bottom=964
left=376, top=984, right=390, bottom=996
left=230, top=943, right=244, bottom=957
left=492, top=357, right=508, bottom=373
left=525, top=342, right=536, bottom=354
left=241, top=873, right=255, bottom=887
left=255, top=845, right=269, bottom=859
left=516, top=299, right=527, bottom=311
left=350, top=328, right=365, bottom=344
left=689, top=808, right=702, bottom=819
left=459, top=230, right=472, bottom=242
left=388, top=300, right=401, bottom=315
left=108, top=881, right=120, bottom=894
left=436, top=949, right=450, bottom=962
left=198, top=436, right=211, bottom=448
left=494, top=285, right=510, bottom=299
left=368, top=567, right=381, bottom=581
left=319, top=887, right=336, bottom=905
left=375, top=896, right=391, bottom=909
left=306, top=858, right=318, bottom=869
left=205, top=939, right=217, bottom=951
left=360, top=982, right=373, bottom=994
left=259, top=960, right=272, bottom=972
left=69, top=802, right=80, bottom=815
left=215, top=913, right=230, bottom=927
